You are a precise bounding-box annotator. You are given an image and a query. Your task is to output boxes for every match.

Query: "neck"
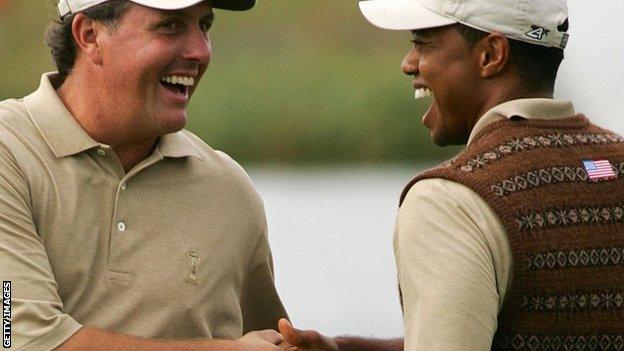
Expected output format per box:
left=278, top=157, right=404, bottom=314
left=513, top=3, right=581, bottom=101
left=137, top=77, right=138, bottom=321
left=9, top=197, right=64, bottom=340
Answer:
left=475, top=82, right=554, bottom=124
left=57, top=72, right=156, bottom=172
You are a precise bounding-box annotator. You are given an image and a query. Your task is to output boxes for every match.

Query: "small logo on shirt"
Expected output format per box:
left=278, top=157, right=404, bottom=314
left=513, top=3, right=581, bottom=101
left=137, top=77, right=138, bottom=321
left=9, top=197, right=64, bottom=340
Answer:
left=583, top=159, right=617, bottom=181
left=2, top=281, right=11, bottom=349
left=526, top=25, right=550, bottom=41
left=186, top=247, right=199, bottom=285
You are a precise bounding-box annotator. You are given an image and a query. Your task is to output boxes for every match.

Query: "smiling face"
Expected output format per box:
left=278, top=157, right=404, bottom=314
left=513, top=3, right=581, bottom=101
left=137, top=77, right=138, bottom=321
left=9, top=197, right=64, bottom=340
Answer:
left=401, top=25, right=485, bottom=146
left=94, top=1, right=213, bottom=141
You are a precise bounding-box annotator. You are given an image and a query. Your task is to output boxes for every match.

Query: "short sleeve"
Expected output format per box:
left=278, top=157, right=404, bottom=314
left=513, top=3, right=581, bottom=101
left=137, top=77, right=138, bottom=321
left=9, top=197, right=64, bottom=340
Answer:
left=0, top=145, right=82, bottom=351
left=395, top=178, right=511, bottom=351
left=240, top=218, right=288, bottom=333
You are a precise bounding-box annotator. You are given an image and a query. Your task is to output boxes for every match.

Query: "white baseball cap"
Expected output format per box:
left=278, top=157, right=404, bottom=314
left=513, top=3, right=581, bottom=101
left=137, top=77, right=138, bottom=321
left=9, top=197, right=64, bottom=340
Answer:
left=58, top=0, right=255, bottom=17
left=359, top=0, right=570, bottom=49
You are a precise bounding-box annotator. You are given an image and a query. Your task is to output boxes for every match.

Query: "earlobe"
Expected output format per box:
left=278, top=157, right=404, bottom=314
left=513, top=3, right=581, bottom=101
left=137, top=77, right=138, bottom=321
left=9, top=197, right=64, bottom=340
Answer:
left=72, top=14, right=103, bottom=65
left=479, top=33, right=510, bottom=78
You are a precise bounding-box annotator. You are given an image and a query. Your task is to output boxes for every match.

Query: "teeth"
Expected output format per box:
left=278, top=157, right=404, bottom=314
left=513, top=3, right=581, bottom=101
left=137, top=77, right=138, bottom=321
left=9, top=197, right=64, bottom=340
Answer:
left=160, top=75, right=195, bottom=87
left=414, top=87, right=433, bottom=100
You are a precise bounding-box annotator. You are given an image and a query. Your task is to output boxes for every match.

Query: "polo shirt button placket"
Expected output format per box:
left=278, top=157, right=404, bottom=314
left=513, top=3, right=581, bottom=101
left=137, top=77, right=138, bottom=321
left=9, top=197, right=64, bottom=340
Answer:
left=117, top=221, right=126, bottom=232
left=121, top=182, right=127, bottom=190
left=97, top=148, right=106, bottom=157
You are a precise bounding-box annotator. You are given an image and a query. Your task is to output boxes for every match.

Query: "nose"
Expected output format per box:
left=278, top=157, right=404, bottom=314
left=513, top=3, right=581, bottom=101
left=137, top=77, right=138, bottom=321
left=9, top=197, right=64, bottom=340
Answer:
left=401, top=47, right=419, bottom=76
left=182, top=28, right=212, bottom=65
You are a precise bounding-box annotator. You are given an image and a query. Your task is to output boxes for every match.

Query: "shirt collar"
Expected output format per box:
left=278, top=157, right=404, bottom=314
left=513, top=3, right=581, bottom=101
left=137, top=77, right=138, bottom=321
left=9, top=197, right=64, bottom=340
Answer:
left=467, top=98, right=576, bottom=146
left=24, top=72, right=202, bottom=160
left=24, top=72, right=99, bottom=158
left=157, top=131, right=202, bottom=159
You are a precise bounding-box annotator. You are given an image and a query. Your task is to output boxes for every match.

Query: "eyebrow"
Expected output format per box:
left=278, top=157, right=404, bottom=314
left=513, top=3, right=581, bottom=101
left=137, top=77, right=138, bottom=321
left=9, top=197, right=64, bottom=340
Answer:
left=411, top=30, right=431, bottom=42
left=158, top=10, right=215, bottom=24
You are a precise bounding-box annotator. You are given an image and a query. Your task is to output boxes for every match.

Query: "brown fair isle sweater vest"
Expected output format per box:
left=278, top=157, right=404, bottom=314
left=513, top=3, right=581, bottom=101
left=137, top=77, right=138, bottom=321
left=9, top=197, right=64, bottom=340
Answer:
left=399, top=115, right=624, bottom=351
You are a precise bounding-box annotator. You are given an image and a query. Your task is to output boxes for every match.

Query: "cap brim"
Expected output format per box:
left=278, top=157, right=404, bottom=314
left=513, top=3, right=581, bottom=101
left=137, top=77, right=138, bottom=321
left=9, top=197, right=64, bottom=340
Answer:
left=130, top=0, right=255, bottom=11
left=359, top=0, right=456, bottom=31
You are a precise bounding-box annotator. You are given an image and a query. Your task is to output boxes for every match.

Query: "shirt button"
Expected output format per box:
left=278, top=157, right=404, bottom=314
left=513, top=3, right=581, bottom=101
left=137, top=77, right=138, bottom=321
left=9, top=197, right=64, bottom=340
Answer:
left=97, top=149, right=106, bottom=156
left=121, top=182, right=127, bottom=190
left=117, top=221, right=126, bottom=232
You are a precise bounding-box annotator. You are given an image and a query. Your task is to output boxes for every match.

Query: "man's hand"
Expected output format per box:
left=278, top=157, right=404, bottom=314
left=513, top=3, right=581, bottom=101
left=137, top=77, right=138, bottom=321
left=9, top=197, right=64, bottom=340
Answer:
left=238, top=329, right=284, bottom=350
left=277, top=318, right=339, bottom=351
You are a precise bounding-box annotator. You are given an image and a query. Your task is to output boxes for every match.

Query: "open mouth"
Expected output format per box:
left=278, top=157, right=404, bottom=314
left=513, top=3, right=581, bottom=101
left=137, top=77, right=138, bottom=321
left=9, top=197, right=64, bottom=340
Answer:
left=159, top=75, right=195, bottom=97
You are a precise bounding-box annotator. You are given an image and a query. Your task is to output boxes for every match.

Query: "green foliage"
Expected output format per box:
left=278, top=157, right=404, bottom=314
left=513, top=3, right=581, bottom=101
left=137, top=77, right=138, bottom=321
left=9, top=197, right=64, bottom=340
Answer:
left=0, top=0, right=461, bottom=164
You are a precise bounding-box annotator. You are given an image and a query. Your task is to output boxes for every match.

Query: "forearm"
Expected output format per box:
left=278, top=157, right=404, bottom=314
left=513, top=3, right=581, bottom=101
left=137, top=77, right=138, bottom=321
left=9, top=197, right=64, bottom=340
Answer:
left=335, top=336, right=404, bottom=351
left=55, top=327, right=244, bottom=351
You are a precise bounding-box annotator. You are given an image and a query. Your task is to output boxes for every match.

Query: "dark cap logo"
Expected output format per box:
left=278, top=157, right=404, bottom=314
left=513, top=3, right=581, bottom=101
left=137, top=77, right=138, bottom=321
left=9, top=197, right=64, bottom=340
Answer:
left=526, top=25, right=550, bottom=41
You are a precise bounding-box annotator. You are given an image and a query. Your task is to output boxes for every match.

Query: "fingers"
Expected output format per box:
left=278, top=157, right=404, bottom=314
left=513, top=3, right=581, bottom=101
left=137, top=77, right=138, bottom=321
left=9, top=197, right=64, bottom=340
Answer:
left=258, top=329, right=285, bottom=345
left=278, top=318, right=303, bottom=346
left=278, top=319, right=331, bottom=349
left=240, top=329, right=284, bottom=345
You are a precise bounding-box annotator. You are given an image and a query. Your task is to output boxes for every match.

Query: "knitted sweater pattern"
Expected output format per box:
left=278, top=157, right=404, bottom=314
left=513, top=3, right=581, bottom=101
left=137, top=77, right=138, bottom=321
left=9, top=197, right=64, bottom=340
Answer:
left=400, top=115, right=624, bottom=350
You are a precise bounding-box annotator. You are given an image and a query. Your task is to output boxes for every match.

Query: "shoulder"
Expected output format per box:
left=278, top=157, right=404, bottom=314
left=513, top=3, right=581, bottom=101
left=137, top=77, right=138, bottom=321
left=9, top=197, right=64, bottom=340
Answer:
left=178, top=129, right=263, bottom=201
left=0, top=97, right=27, bottom=115
left=179, top=130, right=249, bottom=172
left=400, top=178, right=493, bottom=226
left=0, top=97, right=42, bottom=148
left=398, top=177, right=507, bottom=253
left=0, top=98, right=36, bottom=161
left=0, top=98, right=33, bottom=132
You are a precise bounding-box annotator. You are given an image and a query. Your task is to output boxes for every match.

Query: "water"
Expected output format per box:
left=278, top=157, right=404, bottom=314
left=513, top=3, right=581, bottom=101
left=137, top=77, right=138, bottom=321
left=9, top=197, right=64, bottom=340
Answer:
left=248, top=165, right=428, bottom=338
left=556, top=0, right=624, bottom=135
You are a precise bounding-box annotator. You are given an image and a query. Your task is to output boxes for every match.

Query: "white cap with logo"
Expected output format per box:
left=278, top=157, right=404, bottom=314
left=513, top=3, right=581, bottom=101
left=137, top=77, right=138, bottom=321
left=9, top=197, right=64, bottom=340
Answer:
left=359, top=0, right=570, bottom=49
left=58, top=0, right=255, bottom=17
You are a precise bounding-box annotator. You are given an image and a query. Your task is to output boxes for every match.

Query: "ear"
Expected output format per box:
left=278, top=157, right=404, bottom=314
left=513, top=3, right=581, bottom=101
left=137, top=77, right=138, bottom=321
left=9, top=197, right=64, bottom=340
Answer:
left=71, top=13, right=106, bottom=65
left=475, top=32, right=510, bottom=78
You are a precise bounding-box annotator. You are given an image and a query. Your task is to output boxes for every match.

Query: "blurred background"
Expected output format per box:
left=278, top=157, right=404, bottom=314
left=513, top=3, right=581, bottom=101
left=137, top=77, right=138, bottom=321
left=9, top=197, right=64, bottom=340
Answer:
left=1, top=0, right=623, bottom=338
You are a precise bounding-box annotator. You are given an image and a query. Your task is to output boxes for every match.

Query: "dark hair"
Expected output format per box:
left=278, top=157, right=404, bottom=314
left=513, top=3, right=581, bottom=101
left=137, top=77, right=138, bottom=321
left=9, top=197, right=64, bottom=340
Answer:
left=44, top=0, right=130, bottom=78
left=454, top=23, right=564, bottom=93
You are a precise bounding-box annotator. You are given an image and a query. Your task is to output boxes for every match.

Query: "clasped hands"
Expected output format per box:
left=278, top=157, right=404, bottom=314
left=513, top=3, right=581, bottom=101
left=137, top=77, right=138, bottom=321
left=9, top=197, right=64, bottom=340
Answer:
left=238, top=318, right=338, bottom=351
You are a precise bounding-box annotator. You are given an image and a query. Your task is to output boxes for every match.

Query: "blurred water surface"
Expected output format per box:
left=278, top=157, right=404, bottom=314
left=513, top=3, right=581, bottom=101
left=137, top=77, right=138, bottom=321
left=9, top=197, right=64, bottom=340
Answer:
left=249, top=165, right=429, bottom=337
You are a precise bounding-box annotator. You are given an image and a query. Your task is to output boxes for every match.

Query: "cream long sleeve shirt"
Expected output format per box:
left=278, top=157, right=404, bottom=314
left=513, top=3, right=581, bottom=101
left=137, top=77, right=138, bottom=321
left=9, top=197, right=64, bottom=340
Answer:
left=395, top=99, right=576, bottom=351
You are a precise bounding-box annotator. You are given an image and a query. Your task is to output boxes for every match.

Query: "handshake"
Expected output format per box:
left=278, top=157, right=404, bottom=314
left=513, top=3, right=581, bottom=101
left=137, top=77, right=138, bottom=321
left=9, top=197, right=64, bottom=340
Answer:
left=238, top=319, right=337, bottom=351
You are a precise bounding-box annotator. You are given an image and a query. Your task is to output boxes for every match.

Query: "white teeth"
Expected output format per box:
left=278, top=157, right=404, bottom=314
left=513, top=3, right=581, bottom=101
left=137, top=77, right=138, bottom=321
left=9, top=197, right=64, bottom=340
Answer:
left=414, top=87, right=433, bottom=100
left=160, top=75, right=195, bottom=87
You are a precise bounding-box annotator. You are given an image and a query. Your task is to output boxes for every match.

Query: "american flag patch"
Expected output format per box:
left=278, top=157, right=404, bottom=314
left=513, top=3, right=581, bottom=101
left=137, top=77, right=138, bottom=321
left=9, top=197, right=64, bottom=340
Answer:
left=583, top=160, right=616, bottom=180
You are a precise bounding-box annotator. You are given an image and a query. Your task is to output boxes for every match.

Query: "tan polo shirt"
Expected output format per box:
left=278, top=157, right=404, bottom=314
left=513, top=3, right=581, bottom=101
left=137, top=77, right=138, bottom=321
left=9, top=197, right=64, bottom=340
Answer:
left=0, top=73, right=287, bottom=351
left=395, top=99, right=576, bottom=351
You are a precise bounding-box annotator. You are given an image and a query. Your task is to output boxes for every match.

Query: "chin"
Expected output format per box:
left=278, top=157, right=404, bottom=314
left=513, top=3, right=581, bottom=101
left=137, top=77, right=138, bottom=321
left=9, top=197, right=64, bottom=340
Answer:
left=431, top=132, right=467, bottom=147
left=161, top=113, right=188, bottom=135
left=430, top=130, right=448, bottom=147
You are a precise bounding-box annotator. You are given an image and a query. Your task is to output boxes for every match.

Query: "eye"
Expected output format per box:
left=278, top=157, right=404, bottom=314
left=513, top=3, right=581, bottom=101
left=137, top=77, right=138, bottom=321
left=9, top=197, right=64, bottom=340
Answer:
left=159, top=19, right=182, bottom=33
left=410, top=39, right=428, bottom=52
left=199, top=21, right=211, bottom=34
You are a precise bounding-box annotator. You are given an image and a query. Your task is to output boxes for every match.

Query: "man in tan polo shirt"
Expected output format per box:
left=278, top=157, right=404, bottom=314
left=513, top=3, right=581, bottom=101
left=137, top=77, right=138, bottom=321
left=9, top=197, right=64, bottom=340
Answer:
left=0, top=0, right=288, bottom=350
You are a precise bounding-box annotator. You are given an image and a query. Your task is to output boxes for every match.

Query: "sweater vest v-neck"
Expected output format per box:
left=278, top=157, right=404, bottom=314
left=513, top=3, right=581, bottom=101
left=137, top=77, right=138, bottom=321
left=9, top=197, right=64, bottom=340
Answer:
left=400, top=115, right=624, bottom=350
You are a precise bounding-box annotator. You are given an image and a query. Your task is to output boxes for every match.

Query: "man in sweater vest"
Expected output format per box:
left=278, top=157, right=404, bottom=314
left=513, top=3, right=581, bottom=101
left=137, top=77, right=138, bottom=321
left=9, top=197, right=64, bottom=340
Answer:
left=281, top=0, right=622, bottom=350
left=353, top=0, right=624, bottom=350
left=267, top=0, right=623, bottom=350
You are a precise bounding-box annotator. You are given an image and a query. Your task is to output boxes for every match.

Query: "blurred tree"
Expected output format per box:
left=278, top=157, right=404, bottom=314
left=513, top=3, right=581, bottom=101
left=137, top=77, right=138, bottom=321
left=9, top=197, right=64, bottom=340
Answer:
left=0, top=0, right=460, bottom=165
left=0, top=0, right=10, bottom=13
